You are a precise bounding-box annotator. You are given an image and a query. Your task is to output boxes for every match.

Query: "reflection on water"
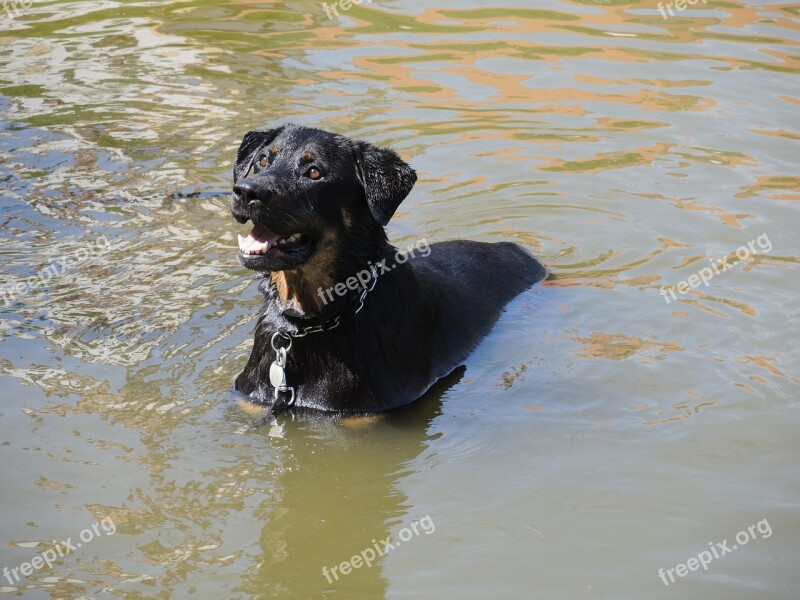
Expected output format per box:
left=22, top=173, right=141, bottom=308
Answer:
left=1, top=0, right=798, bottom=598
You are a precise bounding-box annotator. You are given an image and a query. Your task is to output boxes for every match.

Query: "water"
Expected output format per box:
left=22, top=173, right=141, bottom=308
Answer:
left=1, top=0, right=798, bottom=598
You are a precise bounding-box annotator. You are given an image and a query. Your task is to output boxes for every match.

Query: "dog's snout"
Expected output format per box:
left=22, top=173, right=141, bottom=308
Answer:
left=233, top=180, right=272, bottom=205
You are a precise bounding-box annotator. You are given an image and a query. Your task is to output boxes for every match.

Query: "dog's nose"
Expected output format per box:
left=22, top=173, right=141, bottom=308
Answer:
left=233, top=180, right=272, bottom=206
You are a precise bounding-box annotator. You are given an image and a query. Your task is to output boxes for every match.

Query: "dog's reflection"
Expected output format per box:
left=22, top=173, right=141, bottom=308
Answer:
left=237, top=368, right=463, bottom=598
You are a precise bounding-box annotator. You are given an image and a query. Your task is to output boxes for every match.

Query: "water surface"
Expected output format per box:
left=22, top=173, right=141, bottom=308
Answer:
left=1, top=0, right=798, bottom=598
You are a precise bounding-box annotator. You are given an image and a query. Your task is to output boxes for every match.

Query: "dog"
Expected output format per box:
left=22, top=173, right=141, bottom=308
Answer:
left=230, top=124, right=547, bottom=415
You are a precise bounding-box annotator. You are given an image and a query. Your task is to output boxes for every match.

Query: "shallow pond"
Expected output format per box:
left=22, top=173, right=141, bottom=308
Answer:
left=0, top=0, right=798, bottom=598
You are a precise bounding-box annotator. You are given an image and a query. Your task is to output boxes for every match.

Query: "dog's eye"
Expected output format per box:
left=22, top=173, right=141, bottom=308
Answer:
left=306, top=166, right=323, bottom=181
left=258, top=154, right=268, bottom=168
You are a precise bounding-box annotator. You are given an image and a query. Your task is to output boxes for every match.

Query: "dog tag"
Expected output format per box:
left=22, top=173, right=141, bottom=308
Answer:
left=270, top=347, right=287, bottom=388
left=269, top=362, right=285, bottom=388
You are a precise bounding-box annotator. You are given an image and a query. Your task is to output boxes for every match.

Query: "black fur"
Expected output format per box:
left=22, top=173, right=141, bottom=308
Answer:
left=233, top=127, right=284, bottom=184
left=353, top=140, right=417, bottom=226
left=230, top=124, right=547, bottom=415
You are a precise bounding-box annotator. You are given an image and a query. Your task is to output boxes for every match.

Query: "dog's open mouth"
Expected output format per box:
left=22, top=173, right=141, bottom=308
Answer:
left=238, top=224, right=309, bottom=255
left=236, top=223, right=314, bottom=270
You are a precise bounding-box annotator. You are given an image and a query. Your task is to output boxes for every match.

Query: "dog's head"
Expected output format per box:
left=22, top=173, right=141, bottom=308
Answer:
left=230, top=124, right=416, bottom=279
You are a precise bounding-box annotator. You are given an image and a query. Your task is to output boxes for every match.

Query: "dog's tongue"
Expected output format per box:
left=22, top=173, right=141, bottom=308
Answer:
left=238, top=224, right=281, bottom=253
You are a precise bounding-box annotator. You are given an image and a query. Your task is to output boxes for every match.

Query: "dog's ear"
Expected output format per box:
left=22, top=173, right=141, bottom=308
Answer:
left=354, top=141, right=417, bottom=226
left=233, top=127, right=284, bottom=183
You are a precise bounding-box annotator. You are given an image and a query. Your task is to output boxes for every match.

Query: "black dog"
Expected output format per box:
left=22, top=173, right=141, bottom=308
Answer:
left=230, top=124, right=547, bottom=415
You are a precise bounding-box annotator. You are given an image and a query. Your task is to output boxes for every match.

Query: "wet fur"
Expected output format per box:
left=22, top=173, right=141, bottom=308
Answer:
left=230, top=124, right=547, bottom=414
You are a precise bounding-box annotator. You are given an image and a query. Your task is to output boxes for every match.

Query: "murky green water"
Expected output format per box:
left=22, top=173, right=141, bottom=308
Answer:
left=1, top=0, right=798, bottom=598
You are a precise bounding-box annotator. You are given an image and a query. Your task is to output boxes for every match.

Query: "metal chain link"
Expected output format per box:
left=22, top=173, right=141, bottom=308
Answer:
left=276, top=264, right=379, bottom=342
left=267, top=264, right=381, bottom=413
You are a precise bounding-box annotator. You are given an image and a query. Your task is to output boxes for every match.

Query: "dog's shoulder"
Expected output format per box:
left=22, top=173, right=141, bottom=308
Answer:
left=409, top=240, right=547, bottom=305
left=382, top=239, right=547, bottom=400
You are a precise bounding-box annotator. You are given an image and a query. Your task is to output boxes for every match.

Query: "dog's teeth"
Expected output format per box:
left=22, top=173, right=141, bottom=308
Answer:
left=277, top=233, right=302, bottom=247
left=260, top=240, right=270, bottom=253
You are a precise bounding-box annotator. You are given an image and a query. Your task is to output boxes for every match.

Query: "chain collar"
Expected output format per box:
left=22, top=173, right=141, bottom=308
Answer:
left=267, top=264, right=379, bottom=414
left=275, top=263, right=379, bottom=342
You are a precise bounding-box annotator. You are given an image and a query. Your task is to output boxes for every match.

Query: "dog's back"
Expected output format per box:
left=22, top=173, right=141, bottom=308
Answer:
left=412, top=240, right=546, bottom=309
left=407, top=240, right=547, bottom=388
